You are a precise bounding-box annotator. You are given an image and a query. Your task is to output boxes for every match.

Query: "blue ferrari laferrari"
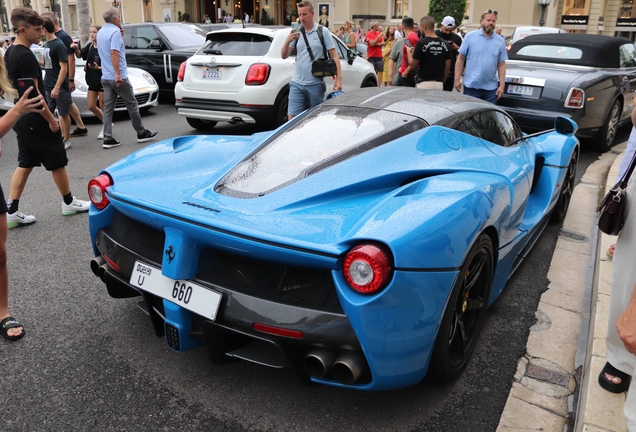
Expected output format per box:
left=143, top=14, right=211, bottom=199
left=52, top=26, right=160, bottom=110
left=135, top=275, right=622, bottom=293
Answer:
left=88, top=88, right=579, bottom=391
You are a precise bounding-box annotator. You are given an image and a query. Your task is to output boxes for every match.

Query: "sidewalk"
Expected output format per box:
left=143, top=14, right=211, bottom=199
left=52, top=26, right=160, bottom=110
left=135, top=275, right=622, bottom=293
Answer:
left=496, top=142, right=628, bottom=431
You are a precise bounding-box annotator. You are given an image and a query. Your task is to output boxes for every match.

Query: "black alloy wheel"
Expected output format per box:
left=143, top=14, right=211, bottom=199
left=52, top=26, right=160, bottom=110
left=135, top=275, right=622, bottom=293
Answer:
left=551, top=150, right=578, bottom=223
left=275, top=93, right=289, bottom=127
left=429, top=233, right=494, bottom=381
left=596, top=99, right=622, bottom=152
left=186, top=117, right=218, bottom=131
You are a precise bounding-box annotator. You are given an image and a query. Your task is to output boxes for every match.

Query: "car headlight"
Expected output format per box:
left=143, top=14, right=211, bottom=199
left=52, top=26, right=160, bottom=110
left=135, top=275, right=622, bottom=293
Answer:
left=75, top=80, right=88, bottom=92
left=142, top=72, right=156, bottom=86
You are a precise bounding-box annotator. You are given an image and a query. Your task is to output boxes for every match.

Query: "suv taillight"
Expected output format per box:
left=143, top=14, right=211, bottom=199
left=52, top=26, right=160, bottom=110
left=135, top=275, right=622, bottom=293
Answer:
left=246, top=63, right=271, bottom=85
left=564, top=87, right=585, bottom=108
left=88, top=173, right=113, bottom=210
left=177, top=61, right=187, bottom=82
left=343, top=244, right=393, bottom=294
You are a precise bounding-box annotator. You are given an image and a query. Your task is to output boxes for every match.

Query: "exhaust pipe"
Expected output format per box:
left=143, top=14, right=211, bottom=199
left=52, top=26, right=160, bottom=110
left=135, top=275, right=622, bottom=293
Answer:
left=332, top=353, right=367, bottom=385
left=90, top=256, right=106, bottom=277
left=304, top=348, right=337, bottom=378
left=98, top=264, right=109, bottom=282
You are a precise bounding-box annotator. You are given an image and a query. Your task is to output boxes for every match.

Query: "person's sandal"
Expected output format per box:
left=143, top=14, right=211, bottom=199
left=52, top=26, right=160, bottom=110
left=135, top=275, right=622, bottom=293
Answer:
left=598, top=362, right=632, bottom=393
left=0, top=316, right=26, bottom=341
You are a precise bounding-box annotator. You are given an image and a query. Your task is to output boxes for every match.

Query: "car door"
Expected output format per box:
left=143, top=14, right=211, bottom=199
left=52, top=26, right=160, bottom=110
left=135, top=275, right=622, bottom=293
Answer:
left=618, top=42, right=636, bottom=119
left=330, top=36, right=360, bottom=92
left=128, top=25, right=171, bottom=91
left=465, top=110, right=533, bottom=241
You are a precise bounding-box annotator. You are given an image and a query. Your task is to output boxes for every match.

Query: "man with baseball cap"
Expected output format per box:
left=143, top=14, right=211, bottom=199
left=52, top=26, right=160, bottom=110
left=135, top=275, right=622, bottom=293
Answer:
left=436, top=16, right=463, bottom=91
left=365, top=20, right=385, bottom=86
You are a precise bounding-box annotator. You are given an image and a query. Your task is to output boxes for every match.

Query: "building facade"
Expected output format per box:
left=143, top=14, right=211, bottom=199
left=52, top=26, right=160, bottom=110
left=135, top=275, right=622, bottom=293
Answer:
left=0, top=0, right=635, bottom=40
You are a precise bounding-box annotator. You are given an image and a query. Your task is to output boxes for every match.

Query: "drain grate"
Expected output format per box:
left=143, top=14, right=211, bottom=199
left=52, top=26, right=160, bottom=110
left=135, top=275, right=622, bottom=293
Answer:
left=526, top=364, right=571, bottom=388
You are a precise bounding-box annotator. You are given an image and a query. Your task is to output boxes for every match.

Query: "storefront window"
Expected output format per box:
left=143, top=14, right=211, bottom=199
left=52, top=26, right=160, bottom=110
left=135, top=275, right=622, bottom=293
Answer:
left=393, top=0, right=409, bottom=18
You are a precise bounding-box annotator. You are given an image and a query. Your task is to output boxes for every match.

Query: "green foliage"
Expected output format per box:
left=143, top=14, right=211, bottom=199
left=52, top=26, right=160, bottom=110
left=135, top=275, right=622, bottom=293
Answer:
left=183, top=13, right=190, bottom=22
left=261, top=9, right=275, bottom=25
left=428, top=0, right=467, bottom=29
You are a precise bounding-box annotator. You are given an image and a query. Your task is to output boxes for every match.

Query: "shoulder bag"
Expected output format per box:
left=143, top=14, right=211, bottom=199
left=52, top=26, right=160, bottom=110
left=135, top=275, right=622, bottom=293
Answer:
left=598, top=149, right=636, bottom=235
left=300, top=25, right=337, bottom=77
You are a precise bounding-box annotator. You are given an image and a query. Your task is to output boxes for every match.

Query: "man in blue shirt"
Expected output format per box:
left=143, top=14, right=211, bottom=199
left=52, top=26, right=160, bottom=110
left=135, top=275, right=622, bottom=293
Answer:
left=454, top=9, right=507, bottom=103
left=97, top=7, right=157, bottom=149
left=280, top=1, right=342, bottom=120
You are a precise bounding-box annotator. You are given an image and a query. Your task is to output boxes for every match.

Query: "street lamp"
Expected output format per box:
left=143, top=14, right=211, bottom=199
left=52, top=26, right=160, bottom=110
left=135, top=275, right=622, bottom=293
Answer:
left=538, top=0, right=551, bottom=27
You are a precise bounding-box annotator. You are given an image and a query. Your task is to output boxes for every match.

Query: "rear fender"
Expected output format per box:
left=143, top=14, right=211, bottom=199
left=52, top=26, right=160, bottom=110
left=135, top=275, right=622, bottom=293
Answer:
left=342, top=171, right=513, bottom=270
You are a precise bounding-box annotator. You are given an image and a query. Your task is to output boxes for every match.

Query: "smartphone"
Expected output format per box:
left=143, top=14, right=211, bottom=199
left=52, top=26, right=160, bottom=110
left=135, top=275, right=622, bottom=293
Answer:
left=17, top=78, right=39, bottom=100
left=291, top=22, right=300, bottom=32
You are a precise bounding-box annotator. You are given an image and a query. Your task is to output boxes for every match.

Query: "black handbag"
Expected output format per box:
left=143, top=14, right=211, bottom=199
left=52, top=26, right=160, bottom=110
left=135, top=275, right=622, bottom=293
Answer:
left=598, top=150, right=636, bottom=235
left=300, top=25, right=337, bottom=77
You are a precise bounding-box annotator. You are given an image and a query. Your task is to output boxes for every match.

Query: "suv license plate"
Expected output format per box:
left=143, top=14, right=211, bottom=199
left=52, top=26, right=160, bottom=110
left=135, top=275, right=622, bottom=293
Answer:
left=203, top=68, right=222, bottom=79
left=507, top=84, right=533, bottom=96
left=130, top=260, right=222, bottom=320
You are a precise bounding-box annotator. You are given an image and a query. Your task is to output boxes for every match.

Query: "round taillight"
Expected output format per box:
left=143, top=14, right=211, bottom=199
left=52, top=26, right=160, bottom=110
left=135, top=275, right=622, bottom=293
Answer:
left=177, top=61, right=187, bottom=82
left=88, top=173, right=113, bottom=210
left=343, top=244, right=392, bottom=294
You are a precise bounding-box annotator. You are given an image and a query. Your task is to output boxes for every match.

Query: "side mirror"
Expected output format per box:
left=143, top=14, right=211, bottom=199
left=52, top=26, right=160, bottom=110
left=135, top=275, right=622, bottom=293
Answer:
left=347, top=49, right=356, bottom=65
left=149, top=39, right=163, bottom=51
left=554, top=116, right=578, bottom=136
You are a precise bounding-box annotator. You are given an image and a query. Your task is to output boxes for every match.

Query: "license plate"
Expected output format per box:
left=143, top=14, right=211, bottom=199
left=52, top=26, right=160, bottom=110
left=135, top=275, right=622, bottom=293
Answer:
left=130, top=260, right=222, bottom=320
left=507, top=84, right=534, bottom=96
left=203, top=68, right=222, bottom=79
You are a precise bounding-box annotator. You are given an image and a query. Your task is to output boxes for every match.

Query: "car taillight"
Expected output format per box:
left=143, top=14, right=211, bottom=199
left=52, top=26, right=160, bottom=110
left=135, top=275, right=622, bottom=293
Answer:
left=343, top=244, right=393, bottom=294
left=177, top=61, right=187, bottom=82
left=564, top=87, right=585, bottom=108
left=245, top=63, right=271, bottom=85
left=88, top=173, right=113, bottom=210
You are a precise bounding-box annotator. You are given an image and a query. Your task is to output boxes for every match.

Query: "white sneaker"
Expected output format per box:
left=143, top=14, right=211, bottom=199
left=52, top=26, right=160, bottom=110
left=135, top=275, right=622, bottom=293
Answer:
left=62, top=197, right=91, bottom=215
left=64, top=140, right=71, bottom=150
left=97, top=127, right=104, bottom=140
left=6, top=211, right=36, bottom=228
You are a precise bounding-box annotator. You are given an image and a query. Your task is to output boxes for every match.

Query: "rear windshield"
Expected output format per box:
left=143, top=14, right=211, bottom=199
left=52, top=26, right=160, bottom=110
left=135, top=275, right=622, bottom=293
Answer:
left=515, top=44, right=583, bottom=60
left=216, top=106, right=425, bottom=198
left=159, top=24, right=207, bottom=49
left=198, top=33, right=272, bottom=56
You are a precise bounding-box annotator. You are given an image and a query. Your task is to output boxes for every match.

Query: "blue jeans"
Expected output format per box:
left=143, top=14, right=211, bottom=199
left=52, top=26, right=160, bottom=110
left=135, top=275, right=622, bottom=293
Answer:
left=463, top=86, right=497, bottom=104
left=288, top=80, right=326, bottom=116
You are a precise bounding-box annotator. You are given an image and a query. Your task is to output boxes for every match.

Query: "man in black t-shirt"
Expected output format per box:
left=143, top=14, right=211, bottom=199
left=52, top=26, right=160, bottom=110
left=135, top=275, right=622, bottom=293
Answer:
left=43, top=17, right=72, bottom=149
left=407, top=16, right=450, bottom=90
left=4, top=8, right=89, bottom=228
left=41, top=12, right=88, bottom=138
left=435, top=16, right=463, bottom=91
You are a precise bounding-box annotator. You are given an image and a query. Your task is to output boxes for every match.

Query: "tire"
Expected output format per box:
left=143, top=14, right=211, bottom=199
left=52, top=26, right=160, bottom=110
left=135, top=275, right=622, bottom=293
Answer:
left=361, top=78, right=377, bottom=88
left=429, top=233, right=494, bottom=381
left=595, top=99, right=622, bottom=152
left=550, top=150, right=578, bottom=223
left=275, top=93, right=289, bottom=127
left=186, top=117, right=218, bottom=131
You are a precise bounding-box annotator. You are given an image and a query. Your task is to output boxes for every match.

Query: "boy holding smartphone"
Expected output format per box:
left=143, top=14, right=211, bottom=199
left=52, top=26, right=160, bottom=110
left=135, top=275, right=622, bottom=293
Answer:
left=435, top=16, right=462, bottom=92
left=4, top=7, right=90, bottom=228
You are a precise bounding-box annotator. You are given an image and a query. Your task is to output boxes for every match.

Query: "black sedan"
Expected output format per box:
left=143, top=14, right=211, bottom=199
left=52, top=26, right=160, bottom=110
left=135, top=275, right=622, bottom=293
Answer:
left=121, top=22, right=207, bottom=93
left=498, top=33, right=636, bottom=151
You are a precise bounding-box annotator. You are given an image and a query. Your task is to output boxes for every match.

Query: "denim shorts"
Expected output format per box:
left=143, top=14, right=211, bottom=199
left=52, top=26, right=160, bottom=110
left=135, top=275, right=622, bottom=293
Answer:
left=368, top=57, right=384, bottom=73
left=288, top=80, right=326, bottom=116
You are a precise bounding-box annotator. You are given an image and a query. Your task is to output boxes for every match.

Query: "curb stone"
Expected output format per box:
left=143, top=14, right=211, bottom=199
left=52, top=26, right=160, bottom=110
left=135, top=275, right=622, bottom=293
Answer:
left=496, top=143, right=627, bottom=432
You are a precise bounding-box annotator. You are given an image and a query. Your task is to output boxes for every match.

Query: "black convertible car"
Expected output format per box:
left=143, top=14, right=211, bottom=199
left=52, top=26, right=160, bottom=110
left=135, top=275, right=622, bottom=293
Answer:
left=499, top=33, right=636, bottom=151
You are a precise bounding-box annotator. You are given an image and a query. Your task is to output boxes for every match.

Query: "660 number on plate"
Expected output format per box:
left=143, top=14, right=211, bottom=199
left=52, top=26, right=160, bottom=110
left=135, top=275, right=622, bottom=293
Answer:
left=129, top=260, right=222, bottom=320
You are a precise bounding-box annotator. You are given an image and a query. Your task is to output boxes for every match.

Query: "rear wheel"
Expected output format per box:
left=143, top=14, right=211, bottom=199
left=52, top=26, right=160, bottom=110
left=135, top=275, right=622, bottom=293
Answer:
left=595, top=99, right=622, bottom=152
left=275, top=94, right=289, bottom=127
left=186, top=117, right=218, bottom=131
left=361, top=78, right=377, bottom=88
left=551, top=150, right=578, bottom=223
left=429, top=233, right=494, bottom=381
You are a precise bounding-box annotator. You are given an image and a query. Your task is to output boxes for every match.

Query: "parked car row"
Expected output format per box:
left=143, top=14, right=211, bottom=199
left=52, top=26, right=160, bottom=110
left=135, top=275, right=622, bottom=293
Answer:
left=0, top=47, right=159, bottom=116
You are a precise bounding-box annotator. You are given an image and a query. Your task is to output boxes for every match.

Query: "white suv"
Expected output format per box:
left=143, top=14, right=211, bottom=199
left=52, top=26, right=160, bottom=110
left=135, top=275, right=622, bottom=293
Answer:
left=174, top=26, right=378, bottom=130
